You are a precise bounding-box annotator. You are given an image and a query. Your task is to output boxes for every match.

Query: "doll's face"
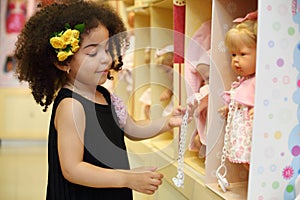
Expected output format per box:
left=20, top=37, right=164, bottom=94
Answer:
left=229, top=43, right=256, bottom=77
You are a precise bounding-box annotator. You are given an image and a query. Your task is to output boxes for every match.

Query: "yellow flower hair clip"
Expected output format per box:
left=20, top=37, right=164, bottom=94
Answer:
left=50, top=23, right=85, bottom=61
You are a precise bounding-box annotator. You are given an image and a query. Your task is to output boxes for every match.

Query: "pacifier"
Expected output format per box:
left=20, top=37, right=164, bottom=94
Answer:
left=216, top=165, right=230, bottom=192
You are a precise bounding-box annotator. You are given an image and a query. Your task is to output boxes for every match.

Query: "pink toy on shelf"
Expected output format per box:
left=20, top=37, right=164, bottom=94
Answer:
left=6, top=0, right=27, bottom=34
left=184, top=20, right=211, bottom=158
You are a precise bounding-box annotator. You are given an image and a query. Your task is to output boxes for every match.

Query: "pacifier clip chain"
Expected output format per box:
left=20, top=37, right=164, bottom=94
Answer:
left=172, top=108, right=189, bottom=188
left=216, top=89, right=236, bottom=192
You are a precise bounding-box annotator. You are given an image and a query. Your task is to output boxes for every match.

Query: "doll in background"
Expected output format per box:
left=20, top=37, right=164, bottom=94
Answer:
left=157, top=45, right=174, bottom=117
left=139, top=47, right=152, bottom=120
left=6, top=0, right=27, bottom=33
left=4, top=56, right=16, bottom=73
left=117, top=11, right=135, bottom=93
left=218, top=11, right=257, bottom=170
left=139, top=45, right=174, bottom=119
left=185, top=20, right=211, bottom=158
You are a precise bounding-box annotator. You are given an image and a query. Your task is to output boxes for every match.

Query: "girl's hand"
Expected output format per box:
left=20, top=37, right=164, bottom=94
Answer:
left=127, top=166, right=163, bottom=195
left=168, top=100, right=198, bottom=128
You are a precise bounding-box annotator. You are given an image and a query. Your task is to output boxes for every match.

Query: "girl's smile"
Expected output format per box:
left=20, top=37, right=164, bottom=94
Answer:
left=96, top=69, right=109, bottom=75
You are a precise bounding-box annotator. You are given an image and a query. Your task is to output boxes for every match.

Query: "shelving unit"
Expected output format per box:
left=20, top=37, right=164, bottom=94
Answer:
left=117, top=0, right=300, bottom=199
left=116, top=0, right=223, bottom=199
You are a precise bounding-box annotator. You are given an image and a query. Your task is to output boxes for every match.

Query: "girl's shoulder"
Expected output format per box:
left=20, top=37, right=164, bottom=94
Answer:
left=53, top=88, right=74, bottom=107
left=54, top=88, right=85, bottom=109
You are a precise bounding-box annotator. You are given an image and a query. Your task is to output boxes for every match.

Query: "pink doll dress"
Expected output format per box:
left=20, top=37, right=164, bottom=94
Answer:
left=222, top=76, right=255, bottom=164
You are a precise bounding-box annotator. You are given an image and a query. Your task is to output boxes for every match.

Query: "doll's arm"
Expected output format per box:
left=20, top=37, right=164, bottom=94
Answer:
left=196, top=63, right=210, bottom=83
left=249, top=107, right=254, bottom=119
left=218, top=106, right=229, bottom=119
left=218, top=90, right=231, bottom=119
left=160, top=88, right=173, bottom=101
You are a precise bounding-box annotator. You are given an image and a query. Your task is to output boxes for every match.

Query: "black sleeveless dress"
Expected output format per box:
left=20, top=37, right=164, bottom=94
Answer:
left=46, top=86, right=133, bottom=200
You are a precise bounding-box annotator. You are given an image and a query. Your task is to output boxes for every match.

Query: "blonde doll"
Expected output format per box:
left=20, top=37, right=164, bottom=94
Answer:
left=218, top=13, right=257, bottom=169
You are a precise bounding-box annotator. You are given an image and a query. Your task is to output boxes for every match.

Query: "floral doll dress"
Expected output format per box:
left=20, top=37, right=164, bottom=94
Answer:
left=222, top=76, right=255, bottom=164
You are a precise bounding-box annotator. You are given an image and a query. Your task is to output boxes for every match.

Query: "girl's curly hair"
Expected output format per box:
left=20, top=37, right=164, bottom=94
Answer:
left=14, top=1, right=127, bottom=112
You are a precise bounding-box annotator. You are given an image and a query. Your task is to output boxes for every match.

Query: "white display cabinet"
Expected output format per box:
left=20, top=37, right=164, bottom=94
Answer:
left=248, top=1, right=300, bottom=199
left=206, top=0, right=299, bottom=199
left=205, top=0, right=257, bottom=199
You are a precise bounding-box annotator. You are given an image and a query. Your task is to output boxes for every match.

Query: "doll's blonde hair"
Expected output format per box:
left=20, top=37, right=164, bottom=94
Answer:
left=225, top=20, right=257, bottom=52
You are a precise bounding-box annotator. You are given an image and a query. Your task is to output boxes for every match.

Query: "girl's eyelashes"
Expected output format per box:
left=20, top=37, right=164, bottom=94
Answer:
left=87, top=51, right=97, bottom=57
left=84, top=42, right=109, bottom=57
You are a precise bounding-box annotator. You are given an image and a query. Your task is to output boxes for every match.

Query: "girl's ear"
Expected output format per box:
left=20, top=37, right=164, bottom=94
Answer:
left=54, top=63, right=70, bottom=74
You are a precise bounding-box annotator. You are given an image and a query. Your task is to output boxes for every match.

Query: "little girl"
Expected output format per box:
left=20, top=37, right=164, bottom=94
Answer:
left=218, top=14, right=257, bottom=169
left=14, top=2, right=194, bottom=199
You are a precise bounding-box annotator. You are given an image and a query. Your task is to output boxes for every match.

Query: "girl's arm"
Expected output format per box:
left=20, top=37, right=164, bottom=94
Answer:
left=55, top=98, right=163, bottom=194
left=124, top=103, right=197, bottom=140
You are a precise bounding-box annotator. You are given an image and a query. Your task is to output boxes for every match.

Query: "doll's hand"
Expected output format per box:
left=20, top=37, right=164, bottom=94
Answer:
left=218, top=106, right=228, bottom=119
left=249, top=108, right=254, bottom=120
left=160, top=89, right=173, bottom=101
left=128, top=166, right=163, bottom=195
left=198, top=94, right=209, bottom=112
